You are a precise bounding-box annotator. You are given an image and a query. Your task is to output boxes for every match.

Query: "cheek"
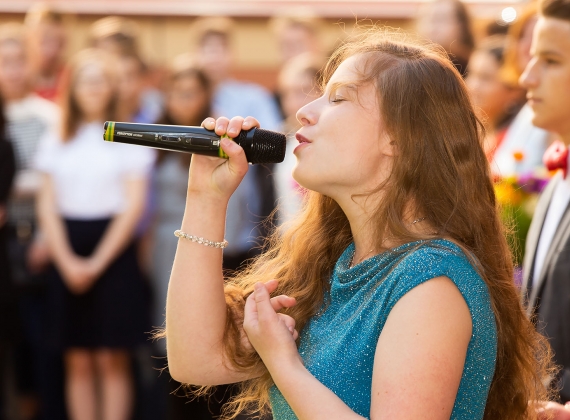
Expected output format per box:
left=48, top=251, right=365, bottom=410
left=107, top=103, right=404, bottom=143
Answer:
left=541, top=70, right=570, bottom=113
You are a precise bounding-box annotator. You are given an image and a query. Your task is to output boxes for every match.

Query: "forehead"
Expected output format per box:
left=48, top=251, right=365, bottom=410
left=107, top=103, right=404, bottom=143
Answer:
left=533, top=17, right=570, bottom=55
left=327, top=55, right=361, bottom=86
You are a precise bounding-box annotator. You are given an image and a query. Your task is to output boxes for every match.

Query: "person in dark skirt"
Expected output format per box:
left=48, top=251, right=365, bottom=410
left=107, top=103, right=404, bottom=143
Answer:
left=35, top=48, right=155, bottom=420
left=0, top=99, right=18, bottom=418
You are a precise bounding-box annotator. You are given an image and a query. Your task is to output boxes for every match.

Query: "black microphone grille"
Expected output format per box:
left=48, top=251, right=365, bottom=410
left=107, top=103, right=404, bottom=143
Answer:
left=243, top=128, right=286, bottom=164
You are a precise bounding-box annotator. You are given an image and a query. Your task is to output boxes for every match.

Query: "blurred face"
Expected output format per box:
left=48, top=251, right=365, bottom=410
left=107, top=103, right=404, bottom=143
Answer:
left=31, top=22, right=66, bottom=72
left=417, top=0, right=461, bottom=51
left=466, top=50, right=518, bottom=125
left=520, top=17, right=570, bottom=139
left=294, top=55, right=393, bottom=198
left=166, top=74, right=208, bottom=125
left=280, top=71, right=320, bottom=121
left=278, top=25, right=318, bottom=63
left=73, top=62, right=114, bottom=120
left=117, top=56, right=144, bottom=102
left=196, top=34, right=231, bottom=84
left=0, top=41, right=30, bottom=100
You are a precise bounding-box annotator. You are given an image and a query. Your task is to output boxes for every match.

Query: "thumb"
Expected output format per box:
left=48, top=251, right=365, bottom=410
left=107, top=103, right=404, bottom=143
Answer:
left=220, top=137, right=248, bottom=177
left=254, top=282, right=278, bottom=322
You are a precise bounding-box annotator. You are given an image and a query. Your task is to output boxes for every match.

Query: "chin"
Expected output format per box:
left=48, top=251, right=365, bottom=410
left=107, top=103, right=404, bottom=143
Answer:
left=291, top=167, right=323, bottom=195
left=530, top=111, right=551, bottom=131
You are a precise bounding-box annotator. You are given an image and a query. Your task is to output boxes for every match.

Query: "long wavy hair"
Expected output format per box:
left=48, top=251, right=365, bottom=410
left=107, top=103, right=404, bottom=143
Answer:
left=185, top=30, right=556, bottom=420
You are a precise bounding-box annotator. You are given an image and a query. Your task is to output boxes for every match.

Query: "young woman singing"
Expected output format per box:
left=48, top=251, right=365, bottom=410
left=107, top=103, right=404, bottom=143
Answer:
left=165, top=32, right=553, bottom=420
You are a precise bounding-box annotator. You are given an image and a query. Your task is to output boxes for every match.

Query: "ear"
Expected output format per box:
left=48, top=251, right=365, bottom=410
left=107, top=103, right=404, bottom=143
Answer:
left=380, top=132, right=397, bottom=158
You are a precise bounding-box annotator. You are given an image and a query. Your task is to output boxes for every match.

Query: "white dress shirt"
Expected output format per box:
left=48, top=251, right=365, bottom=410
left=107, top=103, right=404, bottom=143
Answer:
left=533, top=154, right=570, bottom=285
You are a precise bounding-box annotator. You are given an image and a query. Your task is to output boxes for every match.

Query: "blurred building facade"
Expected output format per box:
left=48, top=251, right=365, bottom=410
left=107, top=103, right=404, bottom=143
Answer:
left=0, top=0, right=519, bottom=91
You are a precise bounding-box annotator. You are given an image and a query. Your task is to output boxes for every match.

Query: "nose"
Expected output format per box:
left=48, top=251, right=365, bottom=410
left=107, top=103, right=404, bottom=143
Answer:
left=520, top=57, right=538, bottom=90
left=296, top=98, right=319, bottom=127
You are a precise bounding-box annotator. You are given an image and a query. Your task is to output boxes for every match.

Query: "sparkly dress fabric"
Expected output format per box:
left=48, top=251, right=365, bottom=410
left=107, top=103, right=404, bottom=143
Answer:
left=269, top=239, right=497, bottom=420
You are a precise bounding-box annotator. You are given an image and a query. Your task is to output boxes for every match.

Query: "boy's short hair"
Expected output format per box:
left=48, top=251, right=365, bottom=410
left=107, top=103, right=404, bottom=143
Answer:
left=269, top=14, right=322, bottom=37
left=89, top=16, right=139, bottom=55
left=192, top=17, right=234, bottom=49
left=542, top=0, right=570, bottom=21
left=24, top=3, right=64, bottom=27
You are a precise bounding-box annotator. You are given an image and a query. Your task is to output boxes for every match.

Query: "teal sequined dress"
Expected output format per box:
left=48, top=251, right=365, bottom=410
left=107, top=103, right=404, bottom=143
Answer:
left=269, top=239, right=497, bottom=419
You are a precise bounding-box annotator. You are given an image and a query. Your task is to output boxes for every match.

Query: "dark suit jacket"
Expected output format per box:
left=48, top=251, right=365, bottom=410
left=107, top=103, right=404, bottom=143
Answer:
left=522, top=173, right=570, bottom=401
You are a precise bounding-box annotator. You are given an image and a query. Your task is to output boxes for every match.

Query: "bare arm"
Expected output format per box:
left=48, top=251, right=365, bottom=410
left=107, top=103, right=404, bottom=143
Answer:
left=36, top=174, right=76, bottom=268
left=369, top=276, right=472, bottom=419
left=165, top=116, right=260, bottom=385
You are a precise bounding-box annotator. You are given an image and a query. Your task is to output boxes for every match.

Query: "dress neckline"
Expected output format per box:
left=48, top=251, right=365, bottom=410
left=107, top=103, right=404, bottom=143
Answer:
left=334, top=239, right=460, bottom=286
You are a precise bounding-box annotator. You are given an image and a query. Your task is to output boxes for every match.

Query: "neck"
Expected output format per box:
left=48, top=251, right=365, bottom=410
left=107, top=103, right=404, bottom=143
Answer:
left=83, top=114, right=103, bottom=124
left=335, top=193, right=383, bottom=266
left=5, top=90, right=29, bottom=103
left=336, top=191, right=433, bottom=266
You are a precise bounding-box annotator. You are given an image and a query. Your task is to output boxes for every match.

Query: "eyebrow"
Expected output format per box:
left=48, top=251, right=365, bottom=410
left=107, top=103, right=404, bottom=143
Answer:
left=327, top=82, right=358, bottom=93
left=536, top=49, right=564, bottom=58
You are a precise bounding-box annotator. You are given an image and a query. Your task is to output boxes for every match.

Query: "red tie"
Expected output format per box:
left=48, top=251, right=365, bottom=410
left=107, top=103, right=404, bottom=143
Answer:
left=543, top=140, right=569, bottom=178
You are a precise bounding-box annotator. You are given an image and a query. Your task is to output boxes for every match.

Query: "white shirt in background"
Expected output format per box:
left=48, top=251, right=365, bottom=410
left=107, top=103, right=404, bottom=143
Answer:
left=35, top=121, right=155, bottom=220
left=492, top=104, right=549, bottom=178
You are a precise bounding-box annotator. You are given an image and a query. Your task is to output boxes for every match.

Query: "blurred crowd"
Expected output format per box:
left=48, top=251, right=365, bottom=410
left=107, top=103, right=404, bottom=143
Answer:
left=0, top=1, right=555, bottom=419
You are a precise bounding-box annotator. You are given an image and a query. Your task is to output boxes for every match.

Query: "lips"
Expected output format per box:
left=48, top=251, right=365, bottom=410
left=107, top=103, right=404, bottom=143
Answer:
left=295, top=133, right=311, bottom=144
left=527, top=95, right=542, bottom=104
left=294, top=133, right=311, bottom=154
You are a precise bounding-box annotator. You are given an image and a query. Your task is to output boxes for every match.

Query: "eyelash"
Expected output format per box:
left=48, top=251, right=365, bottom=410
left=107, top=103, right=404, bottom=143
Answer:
left=331, top=97, right=345, bottom=103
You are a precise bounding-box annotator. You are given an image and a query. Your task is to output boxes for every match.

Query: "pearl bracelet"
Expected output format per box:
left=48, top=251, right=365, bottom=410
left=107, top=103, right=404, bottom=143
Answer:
left=174, top=229, right=228, bottom=249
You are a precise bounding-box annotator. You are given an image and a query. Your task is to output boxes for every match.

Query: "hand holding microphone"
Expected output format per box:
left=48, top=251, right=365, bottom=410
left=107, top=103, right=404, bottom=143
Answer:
left=190, top=116, right=259, bottom=202
left=103, top=115, right=285, bottom=202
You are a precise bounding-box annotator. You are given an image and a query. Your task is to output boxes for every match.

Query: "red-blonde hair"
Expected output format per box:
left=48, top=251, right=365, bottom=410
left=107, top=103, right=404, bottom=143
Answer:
left=177, top=30, right=556, bottom=420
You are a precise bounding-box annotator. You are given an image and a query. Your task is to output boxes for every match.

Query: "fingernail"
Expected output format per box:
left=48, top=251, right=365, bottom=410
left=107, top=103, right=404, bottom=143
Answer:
left=217, top=125, right=223, bottom=131
left=221, top=137, right=235, bottom=149
left=254, top=283, right=263, bottom=291
left=228, top=128, right=237, bottom=135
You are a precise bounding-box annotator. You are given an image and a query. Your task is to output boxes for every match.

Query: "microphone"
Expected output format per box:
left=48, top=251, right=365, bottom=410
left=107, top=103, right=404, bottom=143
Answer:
left=103, top=121, right=286, bottom=164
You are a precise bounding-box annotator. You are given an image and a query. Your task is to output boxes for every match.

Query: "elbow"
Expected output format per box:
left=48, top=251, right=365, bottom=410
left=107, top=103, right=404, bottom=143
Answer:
left=166, top=342, right=225, bottom=386
left=167, top=359, right=193, bottom=384
left=165, top=341, right=202, bottom=385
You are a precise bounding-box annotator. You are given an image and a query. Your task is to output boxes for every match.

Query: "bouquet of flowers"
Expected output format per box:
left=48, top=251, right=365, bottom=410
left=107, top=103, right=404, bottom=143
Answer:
left=494, top=152, right=552, bottom=268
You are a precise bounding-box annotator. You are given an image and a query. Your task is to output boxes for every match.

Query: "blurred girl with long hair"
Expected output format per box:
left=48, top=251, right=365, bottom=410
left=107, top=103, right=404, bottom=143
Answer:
left=36, top=49, right=154, bottom=420
left=165, top=31, right=554, bottom=420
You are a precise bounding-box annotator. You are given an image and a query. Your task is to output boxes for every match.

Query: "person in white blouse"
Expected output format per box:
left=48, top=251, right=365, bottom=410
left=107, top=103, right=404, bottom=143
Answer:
left=35, top=49, right=155, bottom=420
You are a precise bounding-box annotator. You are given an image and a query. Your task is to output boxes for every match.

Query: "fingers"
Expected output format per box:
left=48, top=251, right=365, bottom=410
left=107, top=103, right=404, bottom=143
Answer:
left=278, top=314, right=299, bottom=340
left=220, top=137, right=248, bottom=177
left=226, top=116, right=245, bottom=138
left=265, top=279, right=279, bottom=293
left=250, top=280, right=297, bottom=311
left=200, top=116, right=261, bottom=137
left=201, top=117, right=216, bottom=129
left=253, top=282, right=279, bottom=322
left=271, top=295, right=297, bottom=311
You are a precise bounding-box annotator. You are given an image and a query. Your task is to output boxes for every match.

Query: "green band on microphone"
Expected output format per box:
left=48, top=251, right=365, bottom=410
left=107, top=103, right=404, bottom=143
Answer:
left=218, top=134, right=230, bottom=159
left=104, top=121, right=115, bottom=142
